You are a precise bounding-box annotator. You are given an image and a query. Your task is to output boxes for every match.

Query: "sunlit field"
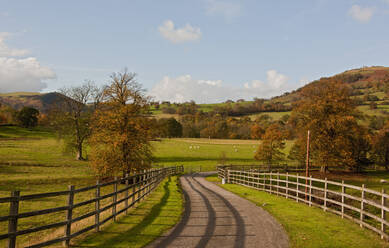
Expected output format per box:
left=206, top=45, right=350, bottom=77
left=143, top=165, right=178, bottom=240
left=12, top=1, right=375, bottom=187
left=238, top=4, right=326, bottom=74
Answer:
left=152, top=138, right=294, bottom=171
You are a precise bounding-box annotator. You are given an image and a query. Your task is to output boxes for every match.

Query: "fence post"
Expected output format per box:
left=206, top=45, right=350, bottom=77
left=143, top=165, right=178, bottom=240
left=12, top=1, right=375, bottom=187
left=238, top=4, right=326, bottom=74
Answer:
left=95, top=180, right=100, bottom=232
left=276, top=172, right=279, bottom=196
left=150, top=171, right=154, bottom=194
left=263, top=173, right=266, bottom=190
left=64, top=185, right=75, bottom=247
left=150, top=170, right=154, bottom=191
left=381, top=188, right=386, bottom=239
left=296, top=174, right=299, bottom=202
left=270, top=171, right=273, bottom=194
left=324, top=178, right=328, bottom=211
left=341, top=180, right=345, bottom=218
left=227, top=169, right=230, bottom=184
left=360, top=184, right=365, bottom=228
left=146, top=171, right=149, bottom=195
left=125, top=174, right=129, bottom=214
left=113, top=177, right=118, bottom=222
left=285, top=172, right=289, bottom=199
left=8, top=190, right=20, bottom=248
left=132, top=177, right=136, bottom=206
left=142, top=170, right=146, bottom=198
left=137, top=174, right=141, bottom=201
left=309, top=175, right=312, bottom=207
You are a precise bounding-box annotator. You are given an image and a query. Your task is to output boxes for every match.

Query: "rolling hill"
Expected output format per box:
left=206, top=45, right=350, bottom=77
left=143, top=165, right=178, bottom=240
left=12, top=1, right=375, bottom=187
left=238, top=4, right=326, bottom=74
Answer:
left=149, top=66, right=389, bottom=120
left=1, top=66, right=389, bottom=118
left=0, top=92, right=66, bottom=113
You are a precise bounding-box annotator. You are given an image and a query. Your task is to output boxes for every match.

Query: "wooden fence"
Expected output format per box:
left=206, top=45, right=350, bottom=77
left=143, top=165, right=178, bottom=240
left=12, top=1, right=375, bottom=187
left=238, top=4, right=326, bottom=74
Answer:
left=0, top=166, right=183, bottom=248
left=218, top=164, right=321, bottom=173
left=217, top=166, right=389, bottom=241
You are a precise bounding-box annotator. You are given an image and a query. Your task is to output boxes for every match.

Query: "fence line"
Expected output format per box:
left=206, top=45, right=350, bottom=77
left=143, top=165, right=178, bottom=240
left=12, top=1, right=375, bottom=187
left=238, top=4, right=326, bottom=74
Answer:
left=0, top=166, right=183, bottom=248
left=217, top=166, right=389, bottom=241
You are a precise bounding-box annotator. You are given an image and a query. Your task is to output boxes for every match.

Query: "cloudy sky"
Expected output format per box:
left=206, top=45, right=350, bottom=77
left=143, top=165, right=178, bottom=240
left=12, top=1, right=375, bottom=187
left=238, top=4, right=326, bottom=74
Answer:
left=1, top=0, right=389, bottom=103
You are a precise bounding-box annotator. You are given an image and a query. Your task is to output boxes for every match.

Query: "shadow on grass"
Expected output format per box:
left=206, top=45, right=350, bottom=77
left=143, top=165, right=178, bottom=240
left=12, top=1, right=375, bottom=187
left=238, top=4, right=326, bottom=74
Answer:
left=74, top=177, right=172, bottom=247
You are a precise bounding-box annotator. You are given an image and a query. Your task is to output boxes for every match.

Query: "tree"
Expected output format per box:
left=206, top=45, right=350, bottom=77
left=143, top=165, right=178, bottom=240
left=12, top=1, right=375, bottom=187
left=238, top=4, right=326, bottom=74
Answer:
left=51, top=81, right=101, bottom=160
left=89, top=70, right=152, bottom=177
left=372, top=121, right=389, bottom=170
left=254, top=123, right=285, bottom=170
left=16, top=107, right=39, bottom=128
left=158, top=118, right=183, bottom=137
left=291, top=79, right=369, bottom=172
left=288, top=140, right=306, bottom=167
left=250, top=124, right=264, bottom=139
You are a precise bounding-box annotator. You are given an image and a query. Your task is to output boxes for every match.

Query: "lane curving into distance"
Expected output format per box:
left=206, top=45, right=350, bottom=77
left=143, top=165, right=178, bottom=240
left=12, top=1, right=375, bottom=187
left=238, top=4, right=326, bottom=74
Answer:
left=147, top=172, right=289, bottom=248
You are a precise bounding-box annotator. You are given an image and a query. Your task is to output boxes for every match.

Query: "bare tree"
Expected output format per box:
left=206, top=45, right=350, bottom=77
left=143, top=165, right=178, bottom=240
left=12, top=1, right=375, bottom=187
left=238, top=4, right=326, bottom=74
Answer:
left=51, top=80, right=101, bottom=160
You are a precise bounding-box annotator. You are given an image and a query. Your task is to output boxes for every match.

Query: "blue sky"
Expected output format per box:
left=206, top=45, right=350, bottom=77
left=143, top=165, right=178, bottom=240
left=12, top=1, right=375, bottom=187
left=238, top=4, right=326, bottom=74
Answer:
left=0, top=0, right=389, bottom=103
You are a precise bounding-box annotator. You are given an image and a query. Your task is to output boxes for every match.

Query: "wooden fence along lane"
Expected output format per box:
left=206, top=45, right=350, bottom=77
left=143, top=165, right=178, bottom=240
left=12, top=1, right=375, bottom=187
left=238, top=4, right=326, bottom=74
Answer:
left=217, top=166, right=389, bottom=241
left=0, top=166, right=183, bottom=248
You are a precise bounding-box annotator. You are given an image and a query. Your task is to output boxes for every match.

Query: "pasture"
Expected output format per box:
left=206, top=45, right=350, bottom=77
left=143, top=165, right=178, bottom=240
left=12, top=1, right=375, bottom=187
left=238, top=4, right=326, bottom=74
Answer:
left=3, top=126, right=389, bottom=246
left=153, top=138, right=294, bottom=171
left=0, top=126, right=273, bottom=198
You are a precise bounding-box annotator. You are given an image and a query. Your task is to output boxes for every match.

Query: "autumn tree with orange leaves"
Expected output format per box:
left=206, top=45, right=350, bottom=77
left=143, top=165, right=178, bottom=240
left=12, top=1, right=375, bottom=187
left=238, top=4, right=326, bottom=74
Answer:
left=290, top=79, right=370, bottom=173
left=89, top=70, right=153, bottom=177
left=372, top=121, right=389, bottom=171
left=254, top=123, right=285, bottom=170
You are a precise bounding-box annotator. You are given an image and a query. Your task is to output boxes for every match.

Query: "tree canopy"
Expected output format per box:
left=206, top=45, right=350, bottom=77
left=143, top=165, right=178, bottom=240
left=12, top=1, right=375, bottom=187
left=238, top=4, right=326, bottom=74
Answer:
left=89, top=70, right=153, bottom=177
left=291, top=79, right=370, bottom=172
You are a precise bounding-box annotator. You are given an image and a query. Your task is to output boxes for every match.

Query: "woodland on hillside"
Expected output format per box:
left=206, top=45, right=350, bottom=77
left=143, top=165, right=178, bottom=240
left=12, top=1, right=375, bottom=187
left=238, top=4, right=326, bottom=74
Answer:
left=1, top=67, right=389, bottom=174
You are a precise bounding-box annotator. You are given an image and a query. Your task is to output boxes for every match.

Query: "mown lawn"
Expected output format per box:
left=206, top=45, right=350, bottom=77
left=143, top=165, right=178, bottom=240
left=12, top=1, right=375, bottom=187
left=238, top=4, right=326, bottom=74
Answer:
left=207, top=175, right=389, bottom=248
left=74, top=176, right=183, bottom=248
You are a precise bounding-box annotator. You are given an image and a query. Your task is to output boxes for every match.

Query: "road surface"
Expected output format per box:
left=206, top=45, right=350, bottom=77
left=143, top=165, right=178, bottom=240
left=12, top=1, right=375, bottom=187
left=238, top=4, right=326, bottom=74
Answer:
left=147, top=172, right=289, bottom=248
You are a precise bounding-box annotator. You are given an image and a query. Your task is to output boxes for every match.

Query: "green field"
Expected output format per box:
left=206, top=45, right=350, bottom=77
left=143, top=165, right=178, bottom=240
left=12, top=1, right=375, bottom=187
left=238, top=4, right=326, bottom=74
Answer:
left=206, top=175, right=389, bottom=248
left=3, top=126, right=389, bottom=246
left=152, top=138, right=294, bottom=171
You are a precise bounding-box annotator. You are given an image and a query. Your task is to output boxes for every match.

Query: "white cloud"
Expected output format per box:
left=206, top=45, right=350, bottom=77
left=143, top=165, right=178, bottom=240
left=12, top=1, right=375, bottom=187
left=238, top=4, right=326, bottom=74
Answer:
left=149, top=70, right=290, bottom=103
left=205, top=0, right=242, bottom=18
left=0, top=32, right=29, bottom=57
left=158, top=20, right=202, bottom=43
left=0, top=33, right=55, bottom=93
left=244, top=70, right=288, bottom=90
left=0, top=57, right=56, bottom=93
left=348, top=5, right=375, bottom=23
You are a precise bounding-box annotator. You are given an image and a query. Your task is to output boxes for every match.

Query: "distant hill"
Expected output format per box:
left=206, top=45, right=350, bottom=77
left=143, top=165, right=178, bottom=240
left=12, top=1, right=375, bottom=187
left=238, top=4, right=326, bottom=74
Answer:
left=149, top=66, right=389, bottom=120
left=2, top=66, right=389, bottom=117
left=0, top=92, right=66, bottom=113
left=272, top=66, right=389, bottom=105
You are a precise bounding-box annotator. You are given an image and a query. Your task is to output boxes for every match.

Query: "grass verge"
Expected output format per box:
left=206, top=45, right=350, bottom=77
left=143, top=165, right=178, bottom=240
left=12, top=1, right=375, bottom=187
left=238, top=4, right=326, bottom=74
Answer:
left=73, top=175, right=183, bottom=248
left=206, top=174, right=389, bottom=248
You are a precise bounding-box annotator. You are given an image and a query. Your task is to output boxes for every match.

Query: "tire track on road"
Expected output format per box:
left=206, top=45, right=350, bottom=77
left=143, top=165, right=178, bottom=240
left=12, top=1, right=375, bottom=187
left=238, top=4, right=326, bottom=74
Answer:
left=191, top=174, right=246, bottom=247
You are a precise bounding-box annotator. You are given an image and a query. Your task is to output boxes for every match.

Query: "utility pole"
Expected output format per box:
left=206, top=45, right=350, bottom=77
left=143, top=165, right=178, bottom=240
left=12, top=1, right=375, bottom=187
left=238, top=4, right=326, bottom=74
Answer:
left=305, top=130, right=310, bottom=201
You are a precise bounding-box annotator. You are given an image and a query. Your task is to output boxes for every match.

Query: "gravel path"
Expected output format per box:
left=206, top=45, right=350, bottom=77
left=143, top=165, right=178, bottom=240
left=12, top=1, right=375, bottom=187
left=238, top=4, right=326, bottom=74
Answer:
left=147, top=173, right=289, bottom=248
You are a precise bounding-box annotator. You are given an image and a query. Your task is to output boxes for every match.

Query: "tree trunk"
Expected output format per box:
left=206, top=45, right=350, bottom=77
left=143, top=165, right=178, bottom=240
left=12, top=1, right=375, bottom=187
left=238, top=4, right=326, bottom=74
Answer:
left=76, top=144, right=84, bottom=160
left=320, top=165, right=328, bottom=174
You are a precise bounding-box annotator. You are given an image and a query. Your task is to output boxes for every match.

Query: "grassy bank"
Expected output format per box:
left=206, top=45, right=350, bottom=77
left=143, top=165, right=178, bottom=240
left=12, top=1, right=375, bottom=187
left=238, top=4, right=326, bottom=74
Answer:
left=74, top=176, right=183, bottom=248
left=207, top=175, right=389, bottom=248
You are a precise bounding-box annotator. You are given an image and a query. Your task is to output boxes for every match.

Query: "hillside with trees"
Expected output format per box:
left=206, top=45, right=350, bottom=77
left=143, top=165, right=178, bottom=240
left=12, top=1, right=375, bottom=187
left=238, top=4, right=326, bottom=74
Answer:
left=2, top=66, right=389, bottom=173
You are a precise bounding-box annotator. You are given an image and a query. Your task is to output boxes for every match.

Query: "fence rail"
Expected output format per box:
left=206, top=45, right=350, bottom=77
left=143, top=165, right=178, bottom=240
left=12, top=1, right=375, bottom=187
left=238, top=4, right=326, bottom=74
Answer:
left=0, top=166, right=183, bottom=248
left=218, top=164, right=321, bottom=173
left=217, top=166, right=389, bottom=241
